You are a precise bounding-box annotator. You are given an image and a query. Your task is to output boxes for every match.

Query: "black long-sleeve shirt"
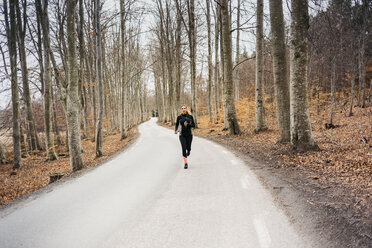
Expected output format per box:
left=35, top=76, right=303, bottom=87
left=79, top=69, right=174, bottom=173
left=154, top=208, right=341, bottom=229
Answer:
left=175, top=113, right=195, bottom=136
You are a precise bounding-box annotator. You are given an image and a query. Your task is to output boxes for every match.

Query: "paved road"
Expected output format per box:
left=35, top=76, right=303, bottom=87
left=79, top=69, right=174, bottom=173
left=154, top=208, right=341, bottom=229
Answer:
left=0, top=118, right=310, bottom=248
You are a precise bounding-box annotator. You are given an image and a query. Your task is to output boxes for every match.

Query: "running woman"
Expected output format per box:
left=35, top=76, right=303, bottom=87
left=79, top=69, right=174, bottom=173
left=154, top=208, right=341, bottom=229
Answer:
left=175, top=105, right=195, bottom=169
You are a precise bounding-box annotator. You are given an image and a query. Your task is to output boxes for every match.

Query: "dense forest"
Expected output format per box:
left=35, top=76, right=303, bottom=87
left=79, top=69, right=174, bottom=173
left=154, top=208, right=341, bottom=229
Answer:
left=0, top=0, right=371, bottom=203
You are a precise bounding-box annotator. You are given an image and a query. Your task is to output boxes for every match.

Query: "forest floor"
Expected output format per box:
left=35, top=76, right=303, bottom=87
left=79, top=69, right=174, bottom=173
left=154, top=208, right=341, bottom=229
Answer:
left=0, top=127, right=138, bottom=205
left=161, top=96, right=371, bottom=247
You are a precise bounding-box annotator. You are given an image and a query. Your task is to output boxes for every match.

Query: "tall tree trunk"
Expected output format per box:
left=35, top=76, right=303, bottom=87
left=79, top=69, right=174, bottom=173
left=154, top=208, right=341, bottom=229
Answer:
left=95, top=0, right=104, bottom=157
left=175, top=9, right=182, bottom=114
left=289, top=0, right=318, bottom=151
left=188, top=0, right=197, bottom=126
left=329, top=58, right=336, bottom=126
left=120, top=0, right=127, bottom=139
left=368, top=79, right=372, bottom=102
left=15, top=0, right=41, bottom=151
left=78, top=0, right=88, bottom=139
left=357, top=36, right=365, bottom=107
left=234, top=0, right=240, bottom=103
left=269, top=0, right=290, bottom=142
left=214, top=4, right=220, bottom=123
left=37, top=0, right=58, bottom=160
left=220, top=0, right=241, bottom=135
left=164, top=2, right=174, bottom=123
left=348, top=66, right=356, bottom=117
left=66, top=0, right=83, bottom=170
left=206, top=0, right=213, bottom=122
left=360, top=43, right=366, bottom=108
left=4, top=0, right=22, bottom=168
left=51, top=89, right=62, bottom=145
left=254, top=0, right=267, bottom=132
left=219, top=4, right=228, bottom=129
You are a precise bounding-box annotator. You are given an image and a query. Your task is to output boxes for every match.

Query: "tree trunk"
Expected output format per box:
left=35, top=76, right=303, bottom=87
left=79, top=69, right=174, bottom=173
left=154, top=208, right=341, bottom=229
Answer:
left=289, top=0, right=318, bottom=151
left=120, top=0, right=127, bottom=139
left=254, top=0, right=267, bottom=133
left=175, top=9, right=182, bottom=114
left=206, top=0, right=213, bottom=122
left=235, top=0, right=240, bottom=103
left=4, top=0, right=23, bottom=168
left=37, top=0, right=58, bottom=161
left=78, top=0, right=88, bottom=139
left=0, top=141, right=6, bottom=164
left=15, top=0, right=41, bottom=151
left=214, top=4, right=220, bottom=123
left=329, top=58, right=336, bottom=125
left=220, top=0, right=241, bottom=135
left=348, top=67, right=356, bottom=117
left=66, top=0, right=83, bottom=170
left=357, top=37, right=365, bottom=107
left=95, top=0, right=104, bottom=157
left=269, top=0, right=290, bottom=142
left=368, top=79, right=371, bottom=102
left=188, top=0, right=197, bottom=127
left=360, top=44, right=366, bottom=108
left=219, top=4, right=228, bottom=129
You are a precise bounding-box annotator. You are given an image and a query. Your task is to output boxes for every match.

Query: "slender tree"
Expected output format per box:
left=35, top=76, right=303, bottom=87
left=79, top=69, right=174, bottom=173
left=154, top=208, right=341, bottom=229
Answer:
left=15, top=0, right=41, bottom=151
left=120, top=0, right=127, bottom=139
left=78, top=0, right=88, bottom=139
left=220, top=0, right=241, bottom=135
left=206, top=0, right=213, bottom=122
left=269, top=0, right=290, bottom=142
left=66, top=0, right=83, bottom=169
left=4, top=0, right=23, bottom=168
left=289, top=0, right=318, bottom=151
left=254, top=0, right=267, bottom=133
left=214, top=3, right=220, bottom=123
left=95, top=0, right=104, bottom=157
left=187, top=0, right=198, bottom=127
left=175, top=6, right=182, bottom=113
left=36, top=0, right=58, bottom=160
left=348, top=65, right=356, bottom=117
left=234, top=0, right=241, bottom=103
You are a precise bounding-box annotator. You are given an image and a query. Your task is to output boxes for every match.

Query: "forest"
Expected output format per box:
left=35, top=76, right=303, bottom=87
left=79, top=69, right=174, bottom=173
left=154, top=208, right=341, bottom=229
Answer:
left=0, top=0, right=371, bottom=226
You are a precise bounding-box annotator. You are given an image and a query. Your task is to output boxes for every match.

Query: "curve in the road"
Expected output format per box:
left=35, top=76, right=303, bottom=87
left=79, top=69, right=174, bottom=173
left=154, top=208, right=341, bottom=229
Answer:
left=0, top=118, right=311, bottom=248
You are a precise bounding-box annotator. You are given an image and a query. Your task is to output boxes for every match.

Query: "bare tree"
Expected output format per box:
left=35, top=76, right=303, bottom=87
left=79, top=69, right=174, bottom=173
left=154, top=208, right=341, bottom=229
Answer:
left=348, top=65, right=356, bottom=117
left=254, top=0, right=267, bottom=133
left=15, top=0, right=41, bottom=151
left=269, top=0, right=290, bottom=142
left=234, top=0, right=241, bottom=103
left=95, top=0, right=104, bottom=157
left=36, top=0, right=58, bottom=160
left=206, top=0, right=213, bottom=122
left=289, top=0, right=318, bottom=151
left=187, top=0, right=198, bottom=126
left=66, top=0, right=83, bottom=169
left=4, top=0, right=23, bottom=168
left=120, top=0, right=127, bottom=140
left=220, top=0, right=240, bottom=135
left=214, top=2, right=220, bottom=123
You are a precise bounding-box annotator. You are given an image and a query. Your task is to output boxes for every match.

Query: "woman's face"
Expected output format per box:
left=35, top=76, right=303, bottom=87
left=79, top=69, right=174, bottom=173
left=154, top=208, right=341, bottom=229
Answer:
left=181, top=106, right=187, bottom=114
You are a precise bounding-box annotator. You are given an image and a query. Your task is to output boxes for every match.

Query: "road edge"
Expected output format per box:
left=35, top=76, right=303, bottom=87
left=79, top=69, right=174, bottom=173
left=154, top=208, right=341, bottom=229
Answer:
left=0, top=126, right=140, bottom=218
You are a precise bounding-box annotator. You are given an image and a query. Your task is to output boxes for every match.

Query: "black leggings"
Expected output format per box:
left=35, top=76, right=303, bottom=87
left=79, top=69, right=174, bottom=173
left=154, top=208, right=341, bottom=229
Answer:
left=179, top=135, right=193, bottom=157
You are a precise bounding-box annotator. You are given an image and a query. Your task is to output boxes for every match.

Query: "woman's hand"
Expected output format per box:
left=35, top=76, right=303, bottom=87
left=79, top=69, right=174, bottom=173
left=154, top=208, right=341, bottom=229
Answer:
left=184, top=121, right=188, bottom=127
left=175, top=130, right=178, bottom=134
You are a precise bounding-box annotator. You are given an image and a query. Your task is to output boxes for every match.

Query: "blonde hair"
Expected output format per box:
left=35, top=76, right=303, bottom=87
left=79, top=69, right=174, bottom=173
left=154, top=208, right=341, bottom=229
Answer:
left=181, top=105, right=189, bottom=114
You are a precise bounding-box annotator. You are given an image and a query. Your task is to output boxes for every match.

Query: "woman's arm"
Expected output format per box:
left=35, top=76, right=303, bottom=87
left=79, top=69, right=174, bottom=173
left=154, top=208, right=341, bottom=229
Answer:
left=189, top=115, right=195, bottom=128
